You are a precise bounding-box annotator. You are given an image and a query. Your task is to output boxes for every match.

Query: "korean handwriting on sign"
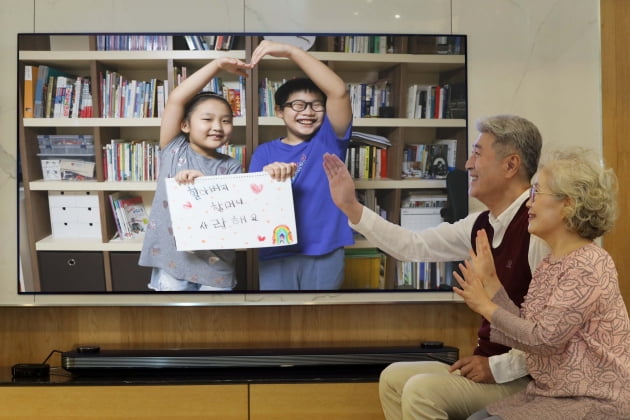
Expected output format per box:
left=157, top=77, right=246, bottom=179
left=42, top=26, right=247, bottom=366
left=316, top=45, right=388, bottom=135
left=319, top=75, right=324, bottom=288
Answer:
left=186, top=183, right=229, bottom=200
left=200, top=213, right=260, bottom=230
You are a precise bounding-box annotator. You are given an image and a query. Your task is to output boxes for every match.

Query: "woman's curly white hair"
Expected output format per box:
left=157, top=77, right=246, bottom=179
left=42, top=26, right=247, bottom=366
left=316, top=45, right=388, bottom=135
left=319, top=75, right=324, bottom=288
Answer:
left=539, top=148, right=618, bottom=240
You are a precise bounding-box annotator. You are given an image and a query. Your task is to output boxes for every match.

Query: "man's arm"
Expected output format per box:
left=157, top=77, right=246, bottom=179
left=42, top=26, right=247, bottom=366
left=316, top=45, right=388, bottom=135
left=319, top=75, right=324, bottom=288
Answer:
left=448, top=350, right=528, bottom=384
left=487, top=349, right=529, bottom=383
left=323, top=153, right=476, bottom=262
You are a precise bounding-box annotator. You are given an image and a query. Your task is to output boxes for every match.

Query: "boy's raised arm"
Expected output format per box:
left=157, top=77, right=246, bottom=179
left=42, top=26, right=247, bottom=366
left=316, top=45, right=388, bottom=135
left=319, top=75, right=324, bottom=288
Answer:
left=250, top=40, right=352, bottom=137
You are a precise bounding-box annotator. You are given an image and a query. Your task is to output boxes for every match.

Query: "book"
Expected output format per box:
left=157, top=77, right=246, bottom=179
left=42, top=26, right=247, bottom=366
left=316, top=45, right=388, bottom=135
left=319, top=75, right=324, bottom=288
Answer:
left=78, top=77, right=93, bottom=117
left=42, top=67, right=75, bottom=118
left=436, top=139, right=458, bottom=171
left=70, top=77, right=83, bottom=118
left=156, top=83, right=165, bottom=117
left=402, top=144, right=428, bottom=178
left=108, top=192, right=127, bottom=239
left=378, top=148, right=388, bottom=178
left=183, top=35, right=197, bottom=50
left=119, top=195, right=149, bottom=238
left=350, top=131, right=391, bottom=148
left=407, top=85, right=419, bottom=119
left=109, top=193, right=149, bottom=240
left=222, top=80, right=242, bottom=117
left=23, top=65, right=38, bottom=118
left=33, top=64, right=49, bottom=118
left=202, top=35, right=216, bottom=49
left=44, top=75, right=56, bottom=118
left=425, top=143, right=449, bottom=179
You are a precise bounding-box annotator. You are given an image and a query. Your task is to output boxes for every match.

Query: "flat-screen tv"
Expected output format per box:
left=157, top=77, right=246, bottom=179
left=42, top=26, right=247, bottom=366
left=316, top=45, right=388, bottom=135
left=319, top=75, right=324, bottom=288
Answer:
left=16, top=32, right=467, bottom=306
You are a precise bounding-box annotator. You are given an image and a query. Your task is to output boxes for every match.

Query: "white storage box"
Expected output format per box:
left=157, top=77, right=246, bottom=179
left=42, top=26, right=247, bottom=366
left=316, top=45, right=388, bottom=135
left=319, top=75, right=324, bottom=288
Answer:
left=48, top=191, right=101, bottom=239
left=400, top=207, right=444, bottom=232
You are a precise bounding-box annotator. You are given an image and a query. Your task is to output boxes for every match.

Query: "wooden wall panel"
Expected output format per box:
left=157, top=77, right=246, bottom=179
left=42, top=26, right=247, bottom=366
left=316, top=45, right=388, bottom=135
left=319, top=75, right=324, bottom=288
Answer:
left=0, top=304, right=479, bottom=367
left=601, top=0, right=630, bottom=303
left=0, top=385, right=249, bottom=419
left=250, top=382, right=384, bottom=420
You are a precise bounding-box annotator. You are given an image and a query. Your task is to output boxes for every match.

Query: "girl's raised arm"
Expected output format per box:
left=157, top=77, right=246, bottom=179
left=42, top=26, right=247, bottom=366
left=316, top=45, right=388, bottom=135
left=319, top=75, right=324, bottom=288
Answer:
left=159, top=58, right=250, bottom=149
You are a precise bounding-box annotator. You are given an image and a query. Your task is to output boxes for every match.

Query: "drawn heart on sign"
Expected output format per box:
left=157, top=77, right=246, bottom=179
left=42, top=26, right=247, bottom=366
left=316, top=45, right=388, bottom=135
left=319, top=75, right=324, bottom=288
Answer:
left=257, top=235, right=266, bottom=242
left=183, top=201, right=192, bottom=209
left=250, top=184, right=264, bottom=194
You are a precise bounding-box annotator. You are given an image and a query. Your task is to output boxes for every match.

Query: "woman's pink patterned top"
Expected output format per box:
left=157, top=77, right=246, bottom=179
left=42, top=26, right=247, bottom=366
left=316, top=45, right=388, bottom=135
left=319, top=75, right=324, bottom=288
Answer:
left=487, top=243, right=630, bottom=420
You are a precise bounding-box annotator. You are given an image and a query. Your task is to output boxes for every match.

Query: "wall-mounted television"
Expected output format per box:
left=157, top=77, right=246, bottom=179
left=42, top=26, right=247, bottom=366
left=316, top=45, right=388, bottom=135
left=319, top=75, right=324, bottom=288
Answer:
left=16, top=32, right=467, bottom=306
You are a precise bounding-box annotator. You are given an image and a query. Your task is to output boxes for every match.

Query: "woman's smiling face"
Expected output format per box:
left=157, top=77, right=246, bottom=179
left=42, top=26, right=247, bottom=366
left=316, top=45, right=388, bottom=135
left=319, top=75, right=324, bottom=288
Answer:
left=526, top=169, right=567, bottom=241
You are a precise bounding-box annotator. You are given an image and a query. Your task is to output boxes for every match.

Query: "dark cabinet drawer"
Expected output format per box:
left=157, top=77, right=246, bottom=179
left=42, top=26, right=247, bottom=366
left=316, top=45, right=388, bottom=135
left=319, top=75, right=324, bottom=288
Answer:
left=109, top=252, right=152, bottom=292
left=38, top=251, right=106, bottom=292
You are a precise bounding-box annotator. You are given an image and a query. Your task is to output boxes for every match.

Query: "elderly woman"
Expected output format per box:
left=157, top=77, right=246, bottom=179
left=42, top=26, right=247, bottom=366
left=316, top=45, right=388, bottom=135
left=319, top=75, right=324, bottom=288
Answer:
left=454, top=148, right=630, bottom=420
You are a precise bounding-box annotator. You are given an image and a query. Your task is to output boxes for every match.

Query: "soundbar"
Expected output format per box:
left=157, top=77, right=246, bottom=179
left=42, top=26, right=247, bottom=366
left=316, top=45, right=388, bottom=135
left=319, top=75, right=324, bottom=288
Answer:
left=62, top=345, right=458, bottom=374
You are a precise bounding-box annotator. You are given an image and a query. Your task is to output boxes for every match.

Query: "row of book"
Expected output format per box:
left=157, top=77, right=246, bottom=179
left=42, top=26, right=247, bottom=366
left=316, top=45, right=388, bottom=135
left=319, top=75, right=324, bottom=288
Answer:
left=333, top=36, right=393, bottom=54
left=100, top=70, right=165, bottom=119
left=346, top=145, right=388, bottom=179
left=172, top=67, right=245, bottom=118
left=102, top=140, right=247, bottom=183
left=96, top=35, right=169, bottom=51
left=103, top=139, right=160, bottom=182
left=348, top=81, right=393, bottom=118
left=402, top=141, right=455, bottom=179
left=259, top=78, right=461, bottom=120
left=217, top=78, right=246, bottom=118
left=25, top=67, right=243, bottom=120
left=260, top=79, right=394, bottom=119
left=182, top=35, right=237, bottom=51
left=407, top=83, right=467, bottom=120
left=356, top=189, right=387, bottom=220
left=258, top=77, right=286, bottom=117
left=25, top=65, right=463, bottom=121
left=24, top=65, right=94, bottom=118
left=108, top=192, right=149, bottom=240
left=396, top=260, right=455, bottom=290
left=345, top=131, right=391, bottom=179
left=45, top=135, right=454, bottom=182
left=217, top=144, right=247, bottom=170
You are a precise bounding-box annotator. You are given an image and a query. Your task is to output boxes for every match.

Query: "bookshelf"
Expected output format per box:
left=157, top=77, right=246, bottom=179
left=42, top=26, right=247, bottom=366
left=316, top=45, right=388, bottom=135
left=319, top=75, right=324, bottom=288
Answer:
left=18, top=33, right=467, bottom=293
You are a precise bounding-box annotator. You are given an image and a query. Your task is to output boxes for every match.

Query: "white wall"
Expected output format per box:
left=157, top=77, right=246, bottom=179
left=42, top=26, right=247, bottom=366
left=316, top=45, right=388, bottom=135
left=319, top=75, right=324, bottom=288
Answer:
left=0, top=0, right=601, bottom=304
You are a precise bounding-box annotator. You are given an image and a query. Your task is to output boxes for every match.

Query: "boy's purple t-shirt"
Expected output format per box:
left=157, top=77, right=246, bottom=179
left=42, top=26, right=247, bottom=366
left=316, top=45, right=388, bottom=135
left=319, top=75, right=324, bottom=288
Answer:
left=249, top=116, right=354, bottom=260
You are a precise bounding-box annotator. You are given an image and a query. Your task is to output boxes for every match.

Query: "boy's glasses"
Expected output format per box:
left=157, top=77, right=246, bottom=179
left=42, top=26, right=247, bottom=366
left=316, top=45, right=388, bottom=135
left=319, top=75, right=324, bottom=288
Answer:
left=282, top=100, right=325, bottom=112
left=529, top=186, right=563, bottom=203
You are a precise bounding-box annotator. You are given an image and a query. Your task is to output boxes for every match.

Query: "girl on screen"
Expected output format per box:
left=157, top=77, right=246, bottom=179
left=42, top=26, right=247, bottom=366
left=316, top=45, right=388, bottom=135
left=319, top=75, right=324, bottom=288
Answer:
left=138, top=57, right=249, bottom=291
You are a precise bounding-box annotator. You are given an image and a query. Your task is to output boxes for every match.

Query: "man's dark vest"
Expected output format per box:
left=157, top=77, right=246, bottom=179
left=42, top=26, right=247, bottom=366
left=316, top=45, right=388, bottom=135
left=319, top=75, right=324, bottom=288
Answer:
left=471, top=201, right=532, bottom=357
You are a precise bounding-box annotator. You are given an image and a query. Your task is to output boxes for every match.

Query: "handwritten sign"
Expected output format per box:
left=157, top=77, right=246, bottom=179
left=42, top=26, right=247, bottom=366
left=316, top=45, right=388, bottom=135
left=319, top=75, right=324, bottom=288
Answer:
left=165, top=172, right=298, bottom=251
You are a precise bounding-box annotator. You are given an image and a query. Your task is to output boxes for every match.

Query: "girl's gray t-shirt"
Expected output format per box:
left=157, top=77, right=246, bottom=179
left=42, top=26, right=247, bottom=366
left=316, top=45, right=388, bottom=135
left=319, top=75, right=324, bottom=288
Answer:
left=138, top=135, right=243, bottom=288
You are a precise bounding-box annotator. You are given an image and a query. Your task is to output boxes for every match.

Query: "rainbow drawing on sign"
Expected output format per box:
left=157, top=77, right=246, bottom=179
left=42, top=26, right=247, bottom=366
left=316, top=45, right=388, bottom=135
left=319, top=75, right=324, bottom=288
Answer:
left=272, top=225, right=294, bottom=245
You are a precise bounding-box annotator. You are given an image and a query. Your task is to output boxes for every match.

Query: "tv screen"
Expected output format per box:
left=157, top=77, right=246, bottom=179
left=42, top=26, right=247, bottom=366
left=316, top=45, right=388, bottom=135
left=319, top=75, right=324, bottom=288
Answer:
left=17, top=32, right=467, bottom=305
